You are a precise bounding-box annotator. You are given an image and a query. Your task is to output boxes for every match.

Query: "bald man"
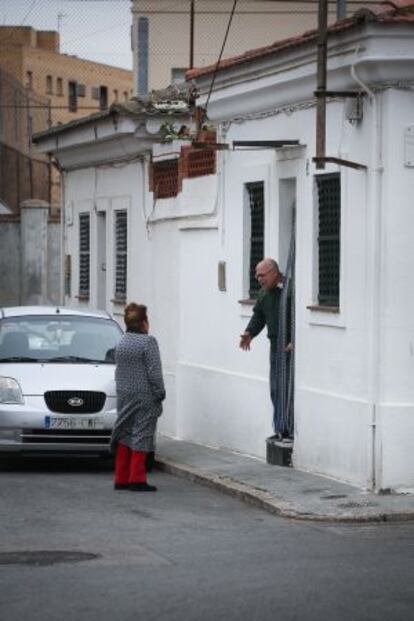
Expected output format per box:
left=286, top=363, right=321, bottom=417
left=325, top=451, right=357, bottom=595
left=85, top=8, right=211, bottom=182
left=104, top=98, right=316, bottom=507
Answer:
left=240, top=258, right=292, bottom=438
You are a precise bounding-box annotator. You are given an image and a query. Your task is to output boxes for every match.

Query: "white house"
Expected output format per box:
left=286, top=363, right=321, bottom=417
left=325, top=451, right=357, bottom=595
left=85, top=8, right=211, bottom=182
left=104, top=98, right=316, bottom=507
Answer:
left=35, top=0, right=414, bottom=493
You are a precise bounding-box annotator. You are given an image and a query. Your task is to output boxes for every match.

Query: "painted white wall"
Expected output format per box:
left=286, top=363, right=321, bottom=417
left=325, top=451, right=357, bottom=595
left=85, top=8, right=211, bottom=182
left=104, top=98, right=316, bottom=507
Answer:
left=39, top=18, right=414, bottom=492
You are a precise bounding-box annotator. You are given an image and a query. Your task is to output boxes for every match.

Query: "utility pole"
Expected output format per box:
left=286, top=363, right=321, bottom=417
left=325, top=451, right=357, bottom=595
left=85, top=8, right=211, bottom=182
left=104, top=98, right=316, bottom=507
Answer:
left=315, top=0, right=328, bottom=169
left=189, top=0, right=195, bottom=69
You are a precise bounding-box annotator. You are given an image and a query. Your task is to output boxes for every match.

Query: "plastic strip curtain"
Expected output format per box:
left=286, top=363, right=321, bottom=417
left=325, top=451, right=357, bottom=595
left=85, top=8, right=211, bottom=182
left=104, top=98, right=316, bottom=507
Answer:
left=274, top=212, right=295, bottom=437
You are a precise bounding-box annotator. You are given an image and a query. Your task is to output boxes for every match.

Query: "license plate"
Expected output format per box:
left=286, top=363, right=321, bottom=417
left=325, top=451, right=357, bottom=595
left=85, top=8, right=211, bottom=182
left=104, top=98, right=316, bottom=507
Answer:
left=44, top=416, right=105, bottom=430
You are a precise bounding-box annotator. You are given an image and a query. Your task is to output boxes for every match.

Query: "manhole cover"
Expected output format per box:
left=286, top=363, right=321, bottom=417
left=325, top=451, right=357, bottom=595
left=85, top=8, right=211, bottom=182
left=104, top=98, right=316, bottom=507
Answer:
left=0, top=550, right=99, bottom=566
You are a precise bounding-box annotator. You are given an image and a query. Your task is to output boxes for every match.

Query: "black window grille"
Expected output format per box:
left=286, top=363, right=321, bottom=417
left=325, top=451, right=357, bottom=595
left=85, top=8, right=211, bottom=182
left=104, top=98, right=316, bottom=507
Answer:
left=115, top=210, right=127, bottom=299
left=79, top=213, right=90, bottom=297
left=246, top=181, right=265, bottom=299
left=316, top=173, right=341, bottom=306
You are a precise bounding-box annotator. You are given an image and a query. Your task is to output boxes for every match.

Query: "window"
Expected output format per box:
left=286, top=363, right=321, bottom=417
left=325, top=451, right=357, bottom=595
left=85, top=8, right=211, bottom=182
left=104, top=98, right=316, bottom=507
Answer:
left=26, top=71, right=33, bottom=89
left=68, top=80, right=78, bottom=112
left=79, top=213, right=90, bottom=297
left=114, top=211, right=127, bottom=300
left=99, top=86, right=108, bottom=110
left=315, top=173, right=341, bottom=306
left=152, top=160, right=179, bottom=199
left=123, top=91, right=128, bottom=101
left=113, top=89, right=119, bottom=102
left=92, top=86, right=108, bottom=109
left=46, top=75, right=53, bottom=94
left=56, top=77, right=63, bottom=96
left=77, top=83, right=86, bottom=98
left=246, top=182, right=265, bottom=299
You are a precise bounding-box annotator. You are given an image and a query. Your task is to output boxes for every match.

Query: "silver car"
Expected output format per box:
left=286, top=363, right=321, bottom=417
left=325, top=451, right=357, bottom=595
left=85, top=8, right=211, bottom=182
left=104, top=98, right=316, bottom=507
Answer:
left=0, top=306, right=123, bottom=455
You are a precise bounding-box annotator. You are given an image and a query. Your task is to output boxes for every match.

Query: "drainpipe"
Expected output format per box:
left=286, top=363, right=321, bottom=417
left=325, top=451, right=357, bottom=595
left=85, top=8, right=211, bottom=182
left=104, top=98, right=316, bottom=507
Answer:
left=350, top=57, right=382, bottom=491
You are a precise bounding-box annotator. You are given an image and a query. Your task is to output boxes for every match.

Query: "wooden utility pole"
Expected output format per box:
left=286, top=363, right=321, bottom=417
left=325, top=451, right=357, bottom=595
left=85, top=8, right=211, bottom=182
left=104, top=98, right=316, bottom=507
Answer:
left=315, top=0, right=328, bottom=169
left=190, top=0, right=195, bottom=69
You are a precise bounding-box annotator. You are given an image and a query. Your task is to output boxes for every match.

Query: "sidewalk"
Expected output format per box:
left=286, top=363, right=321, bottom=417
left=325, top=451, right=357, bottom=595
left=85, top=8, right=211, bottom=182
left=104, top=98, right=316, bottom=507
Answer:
left=155, top=435, right=414, bottom=523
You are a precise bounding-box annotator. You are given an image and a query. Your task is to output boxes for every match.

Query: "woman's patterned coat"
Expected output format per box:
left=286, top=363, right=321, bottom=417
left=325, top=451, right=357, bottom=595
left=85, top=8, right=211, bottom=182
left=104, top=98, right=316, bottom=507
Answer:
left=111, top=332, right=166, bottom=452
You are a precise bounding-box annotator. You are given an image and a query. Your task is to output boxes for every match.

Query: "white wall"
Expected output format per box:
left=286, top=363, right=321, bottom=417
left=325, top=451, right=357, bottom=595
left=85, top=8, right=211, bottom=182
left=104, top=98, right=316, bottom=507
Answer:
left=58, top=69, right=414, bottom=491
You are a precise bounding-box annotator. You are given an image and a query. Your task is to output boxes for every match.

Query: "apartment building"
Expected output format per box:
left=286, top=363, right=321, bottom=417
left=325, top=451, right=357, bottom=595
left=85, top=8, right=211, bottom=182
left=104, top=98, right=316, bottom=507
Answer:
left=0, top=26, right=134, bottom=210
left=131, top=0, right=361, bottom=93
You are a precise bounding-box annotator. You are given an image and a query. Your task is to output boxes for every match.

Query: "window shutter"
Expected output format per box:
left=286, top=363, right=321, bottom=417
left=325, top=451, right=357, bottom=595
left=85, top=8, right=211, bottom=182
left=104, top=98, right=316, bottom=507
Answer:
left=115, top=210, right=127, bottom=299
left=77, top=83, right=86, bottom=97
left=316, top=173, right=341, bottom=306
left=246, top=182, right=265, bottom=299
left=79, top=213, right=90, bottom=296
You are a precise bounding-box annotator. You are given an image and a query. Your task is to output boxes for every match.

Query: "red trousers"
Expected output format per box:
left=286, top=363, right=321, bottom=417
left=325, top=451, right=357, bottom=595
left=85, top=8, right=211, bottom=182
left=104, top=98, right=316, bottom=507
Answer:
left=114, top=442, right=147, bottom=484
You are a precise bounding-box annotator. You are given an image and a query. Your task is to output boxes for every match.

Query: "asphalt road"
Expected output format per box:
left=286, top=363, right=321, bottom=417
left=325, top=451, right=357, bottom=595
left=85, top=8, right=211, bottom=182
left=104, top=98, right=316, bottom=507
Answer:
left=0, top=455, right=413, bottom=621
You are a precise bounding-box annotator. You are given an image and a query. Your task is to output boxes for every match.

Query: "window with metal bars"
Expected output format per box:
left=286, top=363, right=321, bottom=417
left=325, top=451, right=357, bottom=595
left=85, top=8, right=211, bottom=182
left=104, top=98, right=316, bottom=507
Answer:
left=152, top=159, right=179, bottom=199
left=114, top=210, right=127, bottom=300
left=246, top=181, right=265, bottom=299
left=79, top=213, right=90, bottom=297
left=316, top=173, right=341, bottom=306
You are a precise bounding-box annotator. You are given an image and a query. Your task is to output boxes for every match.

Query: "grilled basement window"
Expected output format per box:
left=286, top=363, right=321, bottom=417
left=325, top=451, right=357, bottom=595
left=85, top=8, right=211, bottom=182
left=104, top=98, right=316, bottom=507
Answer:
left=247, top=181, right=265, bottom=299
left=79, top=213, right=90, bottom=298
left=153, top=159, right=179, bottom=199
left=187, top=149, right=216, bottom=178
left=316, top=173, right=341, bottom=306
left=114, top=210, right=127, bottom=300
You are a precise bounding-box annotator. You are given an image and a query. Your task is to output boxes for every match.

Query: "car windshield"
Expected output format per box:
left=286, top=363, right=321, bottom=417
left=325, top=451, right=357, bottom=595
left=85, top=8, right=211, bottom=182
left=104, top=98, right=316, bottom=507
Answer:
left=0, top=315, right=123, bottom=363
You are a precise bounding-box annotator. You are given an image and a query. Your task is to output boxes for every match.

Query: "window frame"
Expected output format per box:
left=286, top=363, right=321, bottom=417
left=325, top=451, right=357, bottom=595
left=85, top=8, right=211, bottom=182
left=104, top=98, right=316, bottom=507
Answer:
left=315, top=172, right=341, bottom=309
left=78, top=213, right=90, bottom=299
left=114, top=210, right=127, bottom=301
left=68, top=80, right=78, bottom=113
left=46, top=75, right=53, bottom=95
left=245, top=180, right=265, bottom=301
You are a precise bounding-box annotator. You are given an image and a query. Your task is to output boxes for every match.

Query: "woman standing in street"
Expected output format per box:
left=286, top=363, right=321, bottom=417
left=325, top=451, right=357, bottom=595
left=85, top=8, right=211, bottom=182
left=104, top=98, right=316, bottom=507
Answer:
left=111, top=303, right=165, bottom=492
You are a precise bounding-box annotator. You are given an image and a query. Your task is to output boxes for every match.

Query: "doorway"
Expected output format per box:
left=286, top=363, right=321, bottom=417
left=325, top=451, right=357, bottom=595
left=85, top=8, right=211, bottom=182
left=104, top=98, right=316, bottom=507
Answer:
left=275, top=178, right=296, bottom=439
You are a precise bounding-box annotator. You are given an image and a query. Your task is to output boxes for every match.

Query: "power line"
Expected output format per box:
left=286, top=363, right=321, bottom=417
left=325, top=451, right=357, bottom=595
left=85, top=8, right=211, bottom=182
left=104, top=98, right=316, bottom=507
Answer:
left=205, top=0, right=239, bottom=115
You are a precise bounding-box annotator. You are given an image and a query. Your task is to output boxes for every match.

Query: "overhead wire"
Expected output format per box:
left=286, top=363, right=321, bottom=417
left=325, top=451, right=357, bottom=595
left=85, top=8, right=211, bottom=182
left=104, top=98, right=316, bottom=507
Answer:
left=204, top=0, right=239, bottom=117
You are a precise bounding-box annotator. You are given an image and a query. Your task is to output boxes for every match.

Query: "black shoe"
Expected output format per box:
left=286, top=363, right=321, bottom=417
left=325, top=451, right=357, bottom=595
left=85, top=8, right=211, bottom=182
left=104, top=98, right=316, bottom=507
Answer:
left=146, top=451, right=155, bottom=472
left=128, top=482, right=157, bottom=492
left=114, top=483, right=129, bottom=490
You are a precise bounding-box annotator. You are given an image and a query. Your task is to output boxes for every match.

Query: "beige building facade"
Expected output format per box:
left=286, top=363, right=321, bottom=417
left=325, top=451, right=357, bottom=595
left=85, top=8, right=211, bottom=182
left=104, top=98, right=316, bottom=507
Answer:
left=131, top=0, right=360, bottom=93
left=0, top=26, right=133, bottom=211
left=0, top=26, right=133, bottom=126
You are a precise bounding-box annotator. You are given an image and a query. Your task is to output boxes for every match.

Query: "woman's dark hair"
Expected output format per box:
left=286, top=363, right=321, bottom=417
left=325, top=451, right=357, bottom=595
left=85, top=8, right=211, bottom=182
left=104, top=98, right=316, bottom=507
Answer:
left=124, top=303, right=148, bottom=332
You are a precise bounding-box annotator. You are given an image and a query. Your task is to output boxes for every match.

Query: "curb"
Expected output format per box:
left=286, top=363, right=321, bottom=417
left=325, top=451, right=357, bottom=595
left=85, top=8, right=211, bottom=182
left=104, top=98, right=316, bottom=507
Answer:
left=155, top=458, right=414, bottom=524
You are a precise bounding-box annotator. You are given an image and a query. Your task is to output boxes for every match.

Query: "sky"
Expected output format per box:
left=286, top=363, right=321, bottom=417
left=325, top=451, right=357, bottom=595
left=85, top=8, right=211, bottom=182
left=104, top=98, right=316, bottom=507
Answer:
left=0, top=0, right=133, bottom=69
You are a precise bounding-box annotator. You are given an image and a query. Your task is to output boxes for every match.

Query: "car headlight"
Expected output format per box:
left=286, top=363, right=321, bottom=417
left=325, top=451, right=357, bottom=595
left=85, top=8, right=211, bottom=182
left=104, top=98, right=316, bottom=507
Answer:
left=0, top=377, right=24, bottom=404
